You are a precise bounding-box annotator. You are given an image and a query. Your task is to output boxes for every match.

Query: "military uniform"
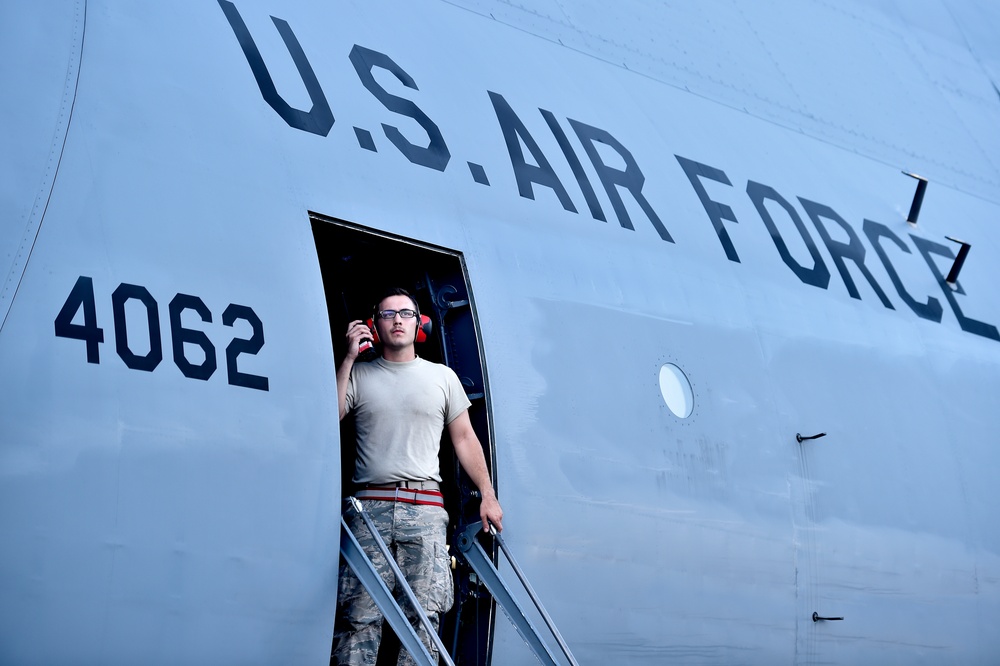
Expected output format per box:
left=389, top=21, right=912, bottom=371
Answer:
left=333, top=356, right=470, bottom=666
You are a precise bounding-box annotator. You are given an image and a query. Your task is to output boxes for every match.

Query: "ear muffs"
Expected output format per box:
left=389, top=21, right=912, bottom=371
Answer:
left=416, top=314, right=432, bottom=343
left=366, top=314, right=433, bottom=344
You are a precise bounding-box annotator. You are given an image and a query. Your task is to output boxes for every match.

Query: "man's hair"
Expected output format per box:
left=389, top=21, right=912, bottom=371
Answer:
left=374, top=287, right=420, bottom=317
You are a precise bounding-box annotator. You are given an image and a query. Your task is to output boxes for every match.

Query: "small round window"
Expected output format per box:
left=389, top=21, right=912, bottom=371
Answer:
left=659, top=363, right=694, bottom=418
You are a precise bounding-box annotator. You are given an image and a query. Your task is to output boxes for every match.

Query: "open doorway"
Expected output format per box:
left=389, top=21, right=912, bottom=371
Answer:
left=311, top=214, right=496, bottom=666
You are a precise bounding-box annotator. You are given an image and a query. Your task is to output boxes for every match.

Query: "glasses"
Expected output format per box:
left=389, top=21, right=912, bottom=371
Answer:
left=377, top=309, right=417, bottom=320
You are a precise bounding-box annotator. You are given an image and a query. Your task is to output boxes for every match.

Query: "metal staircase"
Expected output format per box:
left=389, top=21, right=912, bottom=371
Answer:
left=340, top=501, right=579, bottom=665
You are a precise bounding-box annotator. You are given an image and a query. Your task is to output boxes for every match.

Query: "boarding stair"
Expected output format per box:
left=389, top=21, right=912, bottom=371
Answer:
left=339, top=498, right=579, bottom=666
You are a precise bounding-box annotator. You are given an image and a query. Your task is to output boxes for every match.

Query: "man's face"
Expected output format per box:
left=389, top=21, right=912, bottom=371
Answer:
left=374, top=294, right=419, bottom=350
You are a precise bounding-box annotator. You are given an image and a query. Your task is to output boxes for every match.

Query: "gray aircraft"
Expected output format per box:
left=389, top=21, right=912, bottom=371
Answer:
left=2, top=0, right=999, bottom=664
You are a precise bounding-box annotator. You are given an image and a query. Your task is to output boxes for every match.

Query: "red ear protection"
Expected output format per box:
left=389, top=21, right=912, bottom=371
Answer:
left=416, top=314, right=432, bottom=343
left=366, top=314, right=432, bottom=344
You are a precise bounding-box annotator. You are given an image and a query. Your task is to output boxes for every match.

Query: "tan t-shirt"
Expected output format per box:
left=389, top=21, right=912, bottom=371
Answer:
left=344, top=356, right=471, bottom=484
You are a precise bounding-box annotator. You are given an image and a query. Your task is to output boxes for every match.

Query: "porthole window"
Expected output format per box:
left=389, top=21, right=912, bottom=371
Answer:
left=659, top=363, right=694, bottom=418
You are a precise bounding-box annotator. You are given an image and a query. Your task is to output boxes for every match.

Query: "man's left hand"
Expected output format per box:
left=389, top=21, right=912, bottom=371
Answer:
left=480, top=492, right=503, bottom=533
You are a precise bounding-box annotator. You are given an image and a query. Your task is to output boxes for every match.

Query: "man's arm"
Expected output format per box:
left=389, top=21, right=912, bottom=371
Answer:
left=337, top=320, right=368, bottom=420
left=336, top=356, right=353, bottom=421
left=447, top=410, right=504, bottom=532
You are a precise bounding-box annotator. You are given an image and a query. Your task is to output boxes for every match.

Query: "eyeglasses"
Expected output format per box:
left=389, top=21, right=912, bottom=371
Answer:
left=376, top=309, right=417, bottom=320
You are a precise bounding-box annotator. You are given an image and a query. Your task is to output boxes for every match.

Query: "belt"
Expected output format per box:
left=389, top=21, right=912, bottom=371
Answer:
left=363, top=480, right=440, bottom=491
left=355, top=487, right=444, bottom=508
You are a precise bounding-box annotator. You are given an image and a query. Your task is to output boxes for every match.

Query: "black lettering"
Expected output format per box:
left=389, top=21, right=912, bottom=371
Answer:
left=350, top=45, right=450, bottom=171
left=746, top=181, right=830, bottom=289
left=488, top=92, right=576, bottom=212
left=863, top=220, right=943, bottom=322
left=54, top=276, right=105, bottom=364
left=354, top=127, right=376, bottom=152
left=910, top=236, right=1000, bottom=342
left=169, top=294, right=218, bottom=381
left=468, top=162, right=489, bottom=186
left=218, top=1, right=334, bottom=136
left=569, top=118, right=672, bottom=242
left=223, top=304, right=269, bottom=391
left=676, top=156, right=740, bottom=262
left=112, top=283, right=163, bottom=372
left=799, top=198, right=893, bottom=308
left=540, top=109, right=605, bottom=221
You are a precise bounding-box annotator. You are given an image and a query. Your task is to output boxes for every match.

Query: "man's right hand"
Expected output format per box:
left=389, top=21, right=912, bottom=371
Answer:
left=338, top=320, right=371, bottom=421
left=344, top=319, right=372, bottom=362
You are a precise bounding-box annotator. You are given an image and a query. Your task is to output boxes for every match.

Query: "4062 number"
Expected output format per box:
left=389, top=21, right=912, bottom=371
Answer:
left=54, top=276, right=269, bottom=391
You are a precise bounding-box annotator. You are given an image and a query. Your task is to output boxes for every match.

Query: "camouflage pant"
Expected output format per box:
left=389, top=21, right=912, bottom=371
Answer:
left=333, top=499, right=454, bottom=666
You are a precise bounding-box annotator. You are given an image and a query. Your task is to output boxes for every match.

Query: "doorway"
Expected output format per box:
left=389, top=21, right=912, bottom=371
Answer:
left=311, top=214, right=497, bottom=666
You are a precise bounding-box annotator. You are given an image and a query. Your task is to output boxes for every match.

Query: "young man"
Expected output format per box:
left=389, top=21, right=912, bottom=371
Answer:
left=333, top=287, right=503, bottom=666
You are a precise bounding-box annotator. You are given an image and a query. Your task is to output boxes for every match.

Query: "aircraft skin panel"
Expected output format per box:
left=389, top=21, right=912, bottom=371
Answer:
left=478, top=267, right=997, bottom=661
left=1, top=2, right=343, bottom=663
left=1, top=0, right=999, bottom=664
left=448, top=0, right=1000, bottom=201
left=483, top=301, right=797, bottom=663
left=0, top=0, right=85, bottom=329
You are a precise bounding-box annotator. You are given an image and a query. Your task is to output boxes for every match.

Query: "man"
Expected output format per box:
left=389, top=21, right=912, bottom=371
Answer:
left=333, top=287, right=503, bottom=666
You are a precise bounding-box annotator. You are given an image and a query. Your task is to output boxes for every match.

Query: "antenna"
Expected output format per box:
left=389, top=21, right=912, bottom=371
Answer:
left=902, top=171, right=928, bottom=225
left=944, top=237, right=972, bottom=288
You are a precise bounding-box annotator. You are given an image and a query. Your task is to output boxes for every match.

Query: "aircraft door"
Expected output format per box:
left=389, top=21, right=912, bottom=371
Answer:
left=310, top=215, right=497, bottom=666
